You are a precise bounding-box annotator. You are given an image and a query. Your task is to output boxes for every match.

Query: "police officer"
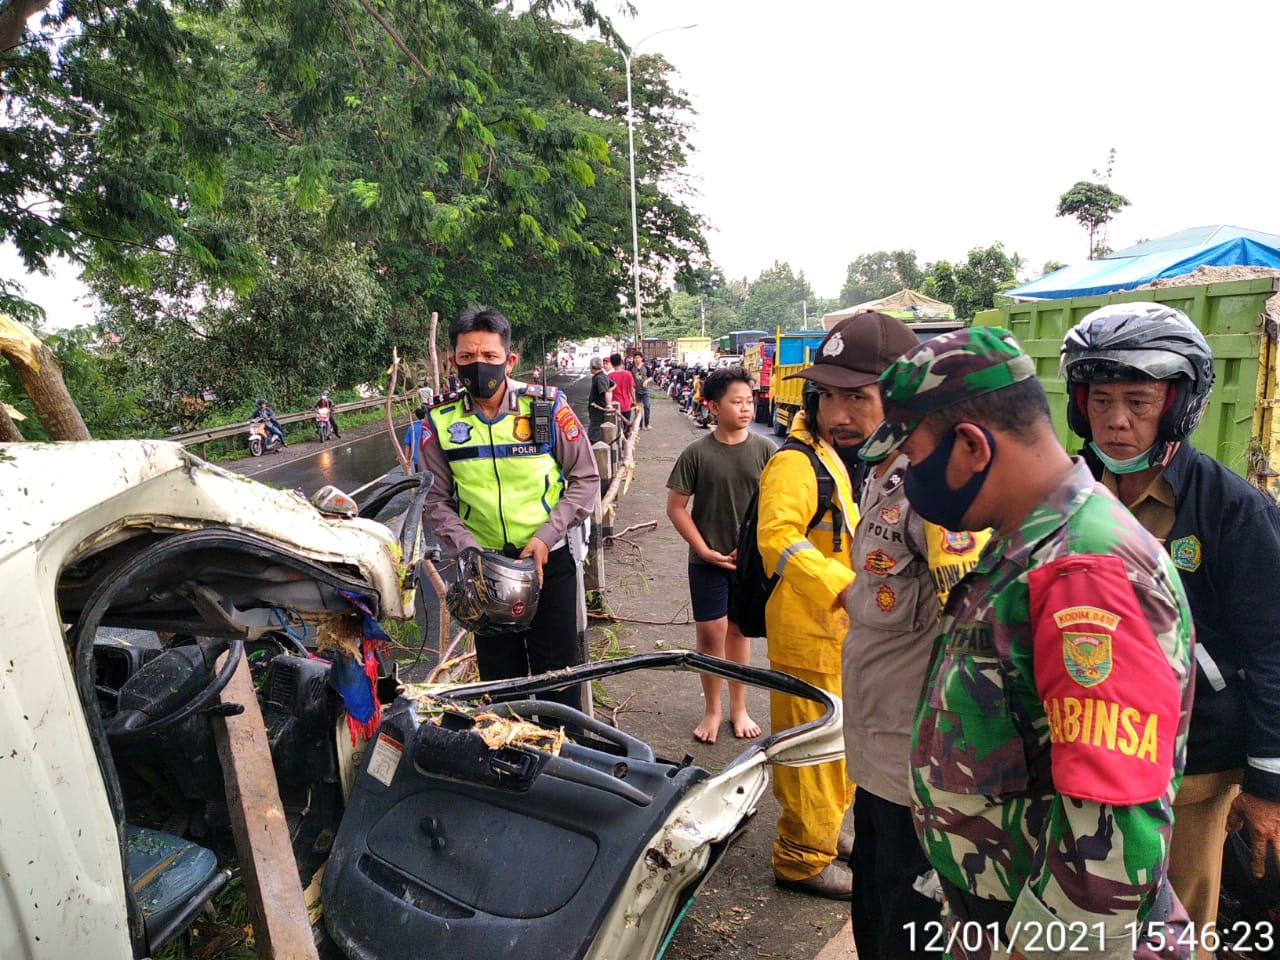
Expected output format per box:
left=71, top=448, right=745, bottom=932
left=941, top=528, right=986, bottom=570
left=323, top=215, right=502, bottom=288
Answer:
left=420, top=308, right=600, bottom=707
left=1062, top=303, right=1280, bottom=944
left=758, top=312, right=914, bottom=899
left=839, top=315, right=988, bottom=955
left=861, top=327, right=1195, bottom=958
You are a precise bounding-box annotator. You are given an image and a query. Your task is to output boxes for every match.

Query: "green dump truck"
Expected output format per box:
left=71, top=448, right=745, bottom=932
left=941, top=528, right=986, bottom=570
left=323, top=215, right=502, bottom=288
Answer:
left=973, top=274, right=1280, bottom=497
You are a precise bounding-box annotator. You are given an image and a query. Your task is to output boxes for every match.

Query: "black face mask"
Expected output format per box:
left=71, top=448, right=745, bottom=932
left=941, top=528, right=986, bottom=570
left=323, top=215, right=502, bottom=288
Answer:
left=903, top=426, right=995, bottom=531
left=457, top=360, right=507, bottom=399
left=834, top=440, right=870, bottom=491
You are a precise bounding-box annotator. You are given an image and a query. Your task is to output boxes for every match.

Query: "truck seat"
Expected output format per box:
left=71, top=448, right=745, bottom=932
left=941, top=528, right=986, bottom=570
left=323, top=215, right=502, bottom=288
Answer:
left=126, top=825, right=227, bottom=949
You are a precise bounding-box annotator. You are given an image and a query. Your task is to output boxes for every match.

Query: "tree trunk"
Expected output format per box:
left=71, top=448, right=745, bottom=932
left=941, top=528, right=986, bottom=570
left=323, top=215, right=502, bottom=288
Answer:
left=0, top=401, right=25, bottom=441
left=0, top=0, right=49, bottom=56
left=428, top=311, right=441, bottom=393
left=0, top=315, right=92, bottom=440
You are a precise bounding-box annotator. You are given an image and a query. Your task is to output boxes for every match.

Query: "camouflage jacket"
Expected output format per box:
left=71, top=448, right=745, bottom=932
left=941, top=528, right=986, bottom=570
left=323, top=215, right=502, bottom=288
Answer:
left=910, top=459, right=1194, bottom=958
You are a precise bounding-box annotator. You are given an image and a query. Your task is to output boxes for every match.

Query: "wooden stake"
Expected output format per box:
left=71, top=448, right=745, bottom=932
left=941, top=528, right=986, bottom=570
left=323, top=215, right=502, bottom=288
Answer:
left=212, top=653, right=320, bottom=960
left=429, top=311, right=441, bottom=394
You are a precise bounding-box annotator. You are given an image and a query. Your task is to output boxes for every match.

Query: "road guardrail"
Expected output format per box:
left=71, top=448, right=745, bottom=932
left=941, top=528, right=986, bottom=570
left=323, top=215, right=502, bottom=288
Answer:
left=171, top=393, right=419, bottom=459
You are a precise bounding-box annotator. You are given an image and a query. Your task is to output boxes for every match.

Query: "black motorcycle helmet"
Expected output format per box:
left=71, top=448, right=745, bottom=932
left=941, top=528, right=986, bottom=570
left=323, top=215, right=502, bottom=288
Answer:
left=1060, top=302, right=1215, bottom=464
left=801, top=380, right=820, bottom=429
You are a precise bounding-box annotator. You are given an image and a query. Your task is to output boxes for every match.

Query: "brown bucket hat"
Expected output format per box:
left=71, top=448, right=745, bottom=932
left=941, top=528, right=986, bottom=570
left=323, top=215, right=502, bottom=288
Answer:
left=787, top=311, right=920, bottom=390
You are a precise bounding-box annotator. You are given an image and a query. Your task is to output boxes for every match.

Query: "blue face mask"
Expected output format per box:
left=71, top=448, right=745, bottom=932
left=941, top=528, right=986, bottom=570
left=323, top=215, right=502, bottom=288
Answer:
left=1088, top=440, right=1156, bottom=475
left=904, top=426, right=996, bottom=531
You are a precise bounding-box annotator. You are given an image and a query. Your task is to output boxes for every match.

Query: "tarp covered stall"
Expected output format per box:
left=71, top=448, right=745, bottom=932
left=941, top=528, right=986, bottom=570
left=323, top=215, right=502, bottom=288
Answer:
left=820, top=289, right=955, bottom=330
left=1008, top=237, right=1280, bottom=301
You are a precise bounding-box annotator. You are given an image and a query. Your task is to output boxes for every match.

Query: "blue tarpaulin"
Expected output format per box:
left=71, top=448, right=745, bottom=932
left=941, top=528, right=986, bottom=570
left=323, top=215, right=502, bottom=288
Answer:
left=1009, top=237, right=1280, bottom=300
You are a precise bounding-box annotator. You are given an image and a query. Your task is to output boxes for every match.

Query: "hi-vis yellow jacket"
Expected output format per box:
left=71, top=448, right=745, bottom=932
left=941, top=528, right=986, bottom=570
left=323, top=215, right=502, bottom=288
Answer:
left=758, top=411, right=858, bottom=675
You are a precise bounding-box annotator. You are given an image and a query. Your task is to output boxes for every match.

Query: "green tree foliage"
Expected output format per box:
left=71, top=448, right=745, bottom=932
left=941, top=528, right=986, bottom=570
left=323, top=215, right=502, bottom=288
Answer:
left=920, top=243, right=1020, bottom=320
left=738, top=262, right=814, bottom=333
left=1056, top=151, right=1130, bottom=262
left=839, top=250, right=924, bottom=306
left=7, top=0, right=708, bottom=427
left=1, top=0, right=257, bottom=323
left=93, top=194, right=390, bottom=423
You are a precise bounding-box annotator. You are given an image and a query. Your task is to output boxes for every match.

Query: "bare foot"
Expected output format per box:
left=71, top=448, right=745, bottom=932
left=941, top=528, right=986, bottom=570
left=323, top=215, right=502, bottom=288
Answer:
left=693, top=711, right=721, bottom=744
left=731, top=710, right=762, bottom=739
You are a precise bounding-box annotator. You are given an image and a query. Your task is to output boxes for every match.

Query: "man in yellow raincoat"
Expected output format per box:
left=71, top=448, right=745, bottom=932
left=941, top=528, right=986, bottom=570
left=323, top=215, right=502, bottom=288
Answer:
left=759, top=312, right=920, bottom=898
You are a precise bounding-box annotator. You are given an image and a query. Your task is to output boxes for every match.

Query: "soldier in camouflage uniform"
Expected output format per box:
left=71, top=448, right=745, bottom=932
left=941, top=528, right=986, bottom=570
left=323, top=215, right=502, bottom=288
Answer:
left=859, top=327, right=1195, bottom=959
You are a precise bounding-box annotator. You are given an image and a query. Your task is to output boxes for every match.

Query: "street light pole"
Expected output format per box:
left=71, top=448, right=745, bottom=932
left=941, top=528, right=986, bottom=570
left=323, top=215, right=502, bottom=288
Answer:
left=622, top=24, right=695, bottom=347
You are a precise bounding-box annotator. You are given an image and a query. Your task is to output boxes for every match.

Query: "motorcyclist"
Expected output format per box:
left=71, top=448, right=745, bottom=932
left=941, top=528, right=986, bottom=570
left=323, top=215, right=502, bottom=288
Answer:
left=313, top=390, right=342, bottom=438
left=686, top=368, right=704, bottom=414
left=251, top=398, right=287, bottom=447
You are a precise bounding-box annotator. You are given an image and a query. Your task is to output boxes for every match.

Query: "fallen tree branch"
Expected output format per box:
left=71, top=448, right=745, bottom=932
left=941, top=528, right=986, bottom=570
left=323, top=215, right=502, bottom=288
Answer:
left=588, top=613, right=694, bottom=626
left=606, top=520, right=657, bottom=540
left=610, top=692, right=636, bottom=727
left=425, top=648, right=476, bottom=684
left=605, top=536, right=644, bottom=557
left=0, top=314, right=91, bottom=440
left=384, top=347, right=412, bottom=475
left=428, top=627, right=469, bottom=679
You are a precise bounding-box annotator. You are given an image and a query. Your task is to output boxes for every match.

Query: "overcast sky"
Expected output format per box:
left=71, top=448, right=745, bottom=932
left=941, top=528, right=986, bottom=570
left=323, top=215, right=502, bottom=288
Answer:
left=613, top=0, right=1280, bottom=297
left=10, top=0, right=1279, bottom=329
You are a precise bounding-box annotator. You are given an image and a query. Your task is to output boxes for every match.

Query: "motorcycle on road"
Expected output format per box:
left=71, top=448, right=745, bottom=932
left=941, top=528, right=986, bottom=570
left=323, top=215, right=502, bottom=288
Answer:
left=693, top=396, right=714, bottom=429
left=248, top=418, right=284, bottom=456
left=315, top=405, right=333, bottom=443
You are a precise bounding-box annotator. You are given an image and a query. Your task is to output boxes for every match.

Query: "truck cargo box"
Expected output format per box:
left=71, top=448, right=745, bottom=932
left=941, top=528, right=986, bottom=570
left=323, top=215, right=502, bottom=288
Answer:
left=775, top=331, right=829, bottom=366
left=973, top=277, right=1280, bottom=494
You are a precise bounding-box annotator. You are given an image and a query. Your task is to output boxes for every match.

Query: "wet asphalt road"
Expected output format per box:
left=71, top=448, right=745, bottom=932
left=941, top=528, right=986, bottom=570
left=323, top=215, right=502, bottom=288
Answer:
left=225, top=373, right=780, bottom=503
left=227, top=373, right=598, bottom=497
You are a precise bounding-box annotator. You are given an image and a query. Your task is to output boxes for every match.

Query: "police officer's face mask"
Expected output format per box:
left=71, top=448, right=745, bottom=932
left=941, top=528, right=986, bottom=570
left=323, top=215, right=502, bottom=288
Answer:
left=903, top=425, right=996, bottom=531
left=457, top=358, right=508, bottom=399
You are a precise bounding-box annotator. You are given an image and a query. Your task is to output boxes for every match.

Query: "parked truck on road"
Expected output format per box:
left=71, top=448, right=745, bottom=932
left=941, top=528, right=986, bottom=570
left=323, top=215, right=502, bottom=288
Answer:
left=718, top=330, right=769, bottom=357
left=742, top=338, right=776, bottom=424
left=973, top=274, right=1280, bottom=495
left=768, top=330, right=829, bottom=435
left=769, top=320, right=965, bottom=436
left=675, top=336, right=715, bottom=368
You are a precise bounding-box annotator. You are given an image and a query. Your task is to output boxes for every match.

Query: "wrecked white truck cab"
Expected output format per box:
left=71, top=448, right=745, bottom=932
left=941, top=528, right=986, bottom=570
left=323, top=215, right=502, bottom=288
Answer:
left=0, top=440, right=412, bottom=959
left=0, top=439, right=845, bottom=960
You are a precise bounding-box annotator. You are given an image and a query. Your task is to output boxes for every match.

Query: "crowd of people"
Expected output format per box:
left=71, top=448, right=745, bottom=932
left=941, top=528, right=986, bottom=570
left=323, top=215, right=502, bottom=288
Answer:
left=406, top=304, right=1279, bottom=960
left=660, top=307, right=1280, bottom=960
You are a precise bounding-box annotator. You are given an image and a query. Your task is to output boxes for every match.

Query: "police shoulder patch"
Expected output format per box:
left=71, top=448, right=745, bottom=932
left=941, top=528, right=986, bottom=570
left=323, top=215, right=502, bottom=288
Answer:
left=1169, top=535, right=1202, bottom=572
left=555, top=405, right=582, bottom=441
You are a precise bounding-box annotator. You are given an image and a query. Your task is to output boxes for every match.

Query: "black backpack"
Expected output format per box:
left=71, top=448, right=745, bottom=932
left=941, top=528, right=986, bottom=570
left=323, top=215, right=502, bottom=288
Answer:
left=729, top=440, right=843, bottom=638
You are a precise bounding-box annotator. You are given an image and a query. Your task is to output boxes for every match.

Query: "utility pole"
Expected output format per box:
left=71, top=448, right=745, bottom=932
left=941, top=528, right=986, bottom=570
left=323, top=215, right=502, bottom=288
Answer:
left=700, top=299, right=706, bottom=336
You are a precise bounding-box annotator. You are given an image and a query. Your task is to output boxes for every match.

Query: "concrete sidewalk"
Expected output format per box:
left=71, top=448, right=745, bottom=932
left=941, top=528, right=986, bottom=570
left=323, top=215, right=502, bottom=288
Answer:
left=593, top=391, right=857, bottom=960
